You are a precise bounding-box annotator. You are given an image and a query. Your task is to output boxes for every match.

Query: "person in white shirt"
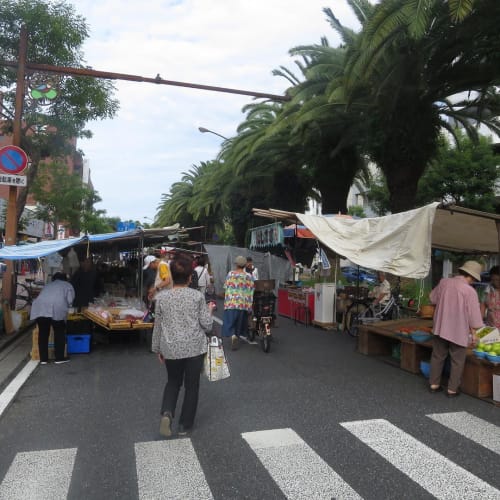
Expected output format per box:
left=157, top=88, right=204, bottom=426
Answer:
left=195, top=255, right=211, bottom=296
left=245, top=257, right=259, bottom=280
left=372, top=271, right=391, bottom=305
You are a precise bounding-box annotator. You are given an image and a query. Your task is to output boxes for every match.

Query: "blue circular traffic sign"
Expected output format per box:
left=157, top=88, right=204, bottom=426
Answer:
left=0, top=145, right=29, bottom=174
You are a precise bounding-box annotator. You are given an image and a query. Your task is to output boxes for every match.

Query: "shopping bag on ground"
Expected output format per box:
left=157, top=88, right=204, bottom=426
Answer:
left=204, top=336, right=230, bottom=381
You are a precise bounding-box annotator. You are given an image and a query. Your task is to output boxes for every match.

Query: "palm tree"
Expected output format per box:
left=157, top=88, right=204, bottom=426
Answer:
left=263, top=3, right=374, bottom=213
left=219, top=101, right=311, bottom=245
left=342, top=0, right=500, bottom=212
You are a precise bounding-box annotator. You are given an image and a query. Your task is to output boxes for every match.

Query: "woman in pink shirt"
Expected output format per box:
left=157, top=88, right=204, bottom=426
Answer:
left=429, top=261, right=483, bottom=397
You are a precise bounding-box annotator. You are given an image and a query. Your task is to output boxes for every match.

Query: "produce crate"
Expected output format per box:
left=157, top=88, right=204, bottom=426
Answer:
left=66, top=334, right=91, bottom=354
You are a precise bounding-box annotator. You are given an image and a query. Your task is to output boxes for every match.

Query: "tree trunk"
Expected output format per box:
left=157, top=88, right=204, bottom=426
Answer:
left=385, top=163, right=421, bottom=213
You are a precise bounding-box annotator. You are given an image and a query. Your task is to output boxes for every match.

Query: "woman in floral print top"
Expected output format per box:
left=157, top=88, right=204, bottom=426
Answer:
left=222, top=255, right=255, bottom=350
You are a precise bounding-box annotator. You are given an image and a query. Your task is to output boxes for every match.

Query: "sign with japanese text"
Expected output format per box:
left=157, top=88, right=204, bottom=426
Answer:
left=0, top=174, right=27, bottom=187
left=250, top=222, right=284, bottom=248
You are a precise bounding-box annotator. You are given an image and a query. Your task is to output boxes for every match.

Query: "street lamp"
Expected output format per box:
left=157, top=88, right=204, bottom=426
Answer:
left=198, top=126, right=228, bottom=141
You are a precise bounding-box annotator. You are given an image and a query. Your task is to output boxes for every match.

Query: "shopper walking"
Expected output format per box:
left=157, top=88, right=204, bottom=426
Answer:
left=30, top=272, right=75, bottom=364
left=142, top=255, right=158, bottom=302
left=152, top=256, right=216, bottom=437
left=245, top=256, right=259, bottom=280
left=154, top=255, right=172, bottom=299
left=222, top=255, right=255, bottom=350
left=480, top=265, right=500, bottom=328
left=195, top=255, right=210, bottom=297
left=429, top=260, right=484, bottom=397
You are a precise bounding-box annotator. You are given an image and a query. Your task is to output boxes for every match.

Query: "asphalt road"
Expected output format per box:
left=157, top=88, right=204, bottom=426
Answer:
left=0, top=314, right=499, bottom=499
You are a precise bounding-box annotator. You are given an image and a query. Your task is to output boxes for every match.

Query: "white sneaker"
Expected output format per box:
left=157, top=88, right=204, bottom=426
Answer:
left=54, top=358, right=70, bottom=365
left=160, top=413, right=172, bottom=438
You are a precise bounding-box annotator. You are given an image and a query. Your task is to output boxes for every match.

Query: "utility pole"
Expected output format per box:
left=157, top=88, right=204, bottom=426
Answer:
left=2, top=26, right=27, bottom=328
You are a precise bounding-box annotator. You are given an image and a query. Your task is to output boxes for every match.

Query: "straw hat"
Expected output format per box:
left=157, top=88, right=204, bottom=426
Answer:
left=458, top=260, right=482, bottom=282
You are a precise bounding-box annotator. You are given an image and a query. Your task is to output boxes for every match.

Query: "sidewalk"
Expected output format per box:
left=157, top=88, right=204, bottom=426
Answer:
left=0, top=324, right=34, bottom=392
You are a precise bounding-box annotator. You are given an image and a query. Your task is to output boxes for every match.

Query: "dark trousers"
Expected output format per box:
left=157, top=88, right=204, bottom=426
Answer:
left=37, top=317, right=66, bottom=362
left=161, top=354, right=204, bottom=429
left=429, top=336, right=467, bottom=392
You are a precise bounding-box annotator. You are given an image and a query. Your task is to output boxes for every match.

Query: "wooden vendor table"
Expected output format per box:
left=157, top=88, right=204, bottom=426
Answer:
left=83, top=308, right=153, bottom=331
left=358, top=318, right=500, bottom=401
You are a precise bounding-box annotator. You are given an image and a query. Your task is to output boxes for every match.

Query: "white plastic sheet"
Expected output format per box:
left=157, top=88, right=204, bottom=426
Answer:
left=296, top=203, right=439, bottom=278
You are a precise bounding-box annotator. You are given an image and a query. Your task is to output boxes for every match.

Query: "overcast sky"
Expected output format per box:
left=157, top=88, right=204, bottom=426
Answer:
left=71, top=1, right=359, bottom=224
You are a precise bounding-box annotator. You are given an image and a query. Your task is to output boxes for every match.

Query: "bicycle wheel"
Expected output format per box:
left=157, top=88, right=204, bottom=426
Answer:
left=385, top=304, right=399, bottom=320
left=345, top=301, right=372, bottom=337
left=248, top=323, right=256, bottom=342
left=261, top=335, right=271, bottom=353
left=15, top=283, right=32, bottom=310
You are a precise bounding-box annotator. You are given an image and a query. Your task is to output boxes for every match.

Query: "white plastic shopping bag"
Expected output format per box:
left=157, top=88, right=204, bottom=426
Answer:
left=204, top=336, right=230, bottom=381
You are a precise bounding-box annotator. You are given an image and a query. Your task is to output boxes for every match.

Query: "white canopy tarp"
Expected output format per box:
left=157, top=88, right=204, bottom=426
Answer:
left=296, top=203, right=439, bottom=279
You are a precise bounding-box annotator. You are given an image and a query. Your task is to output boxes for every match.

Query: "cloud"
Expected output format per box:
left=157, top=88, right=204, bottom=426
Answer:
left=72, top=0, right=359, bottom=221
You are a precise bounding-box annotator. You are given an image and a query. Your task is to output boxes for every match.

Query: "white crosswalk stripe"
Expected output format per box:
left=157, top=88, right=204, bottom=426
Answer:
left=427, top=411, right=500, bottom=455
left=341, top=418, right=500, bottom=500
left=135, top=439, right=213, bottom=500
left=0, top=448, right=77, bottom=500
left=1, top=416, right=499, bottom=499
left=242, top=428, right=362, bottom=500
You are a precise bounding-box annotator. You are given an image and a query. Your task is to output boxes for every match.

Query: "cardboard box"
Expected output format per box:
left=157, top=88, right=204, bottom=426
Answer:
left=476, top=326, right=500, bottom=345
left=493, top=375, right=500, bottom=403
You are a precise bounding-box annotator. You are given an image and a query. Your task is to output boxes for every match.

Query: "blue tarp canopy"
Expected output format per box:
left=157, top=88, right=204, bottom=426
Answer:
left=0, top=237, right=86, bottom=260
left=0, top=226, right=187, bottom=260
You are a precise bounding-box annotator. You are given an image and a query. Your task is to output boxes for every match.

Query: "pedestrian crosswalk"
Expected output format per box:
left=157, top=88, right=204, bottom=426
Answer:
left=0, top=412, right=498, bottom=499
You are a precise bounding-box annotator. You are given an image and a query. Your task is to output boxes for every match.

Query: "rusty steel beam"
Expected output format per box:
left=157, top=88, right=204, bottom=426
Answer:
left=0, top=59, right=290, bottom=102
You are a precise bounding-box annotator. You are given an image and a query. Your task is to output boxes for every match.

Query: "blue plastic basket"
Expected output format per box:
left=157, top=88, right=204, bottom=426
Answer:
left=486, top=353, right=500, bottom=363
left=473, top=349, right=487, bottom=359
left=411, top=331, right=433, bottom=343
left=66, top=334, right=91, bottom=354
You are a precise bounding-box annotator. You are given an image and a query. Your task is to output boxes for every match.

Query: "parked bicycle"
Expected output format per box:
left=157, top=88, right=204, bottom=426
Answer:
left=0, top=277, right=44, bottom=310
left=344, top=281, right=404, bottom=337
left=248, top=280, right=276, bottom=353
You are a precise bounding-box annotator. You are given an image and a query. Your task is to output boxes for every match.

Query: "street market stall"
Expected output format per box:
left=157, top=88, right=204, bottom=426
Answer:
left=357, top=317, right=500, bottom=402
left=252, top=203, right=500, bottom=402
left=0, top=225, right=198, bottom=335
